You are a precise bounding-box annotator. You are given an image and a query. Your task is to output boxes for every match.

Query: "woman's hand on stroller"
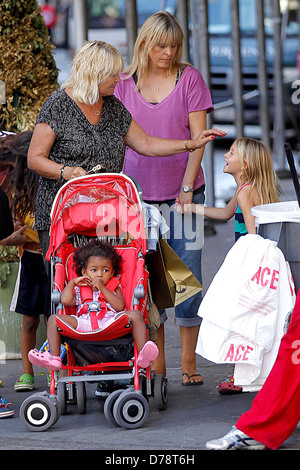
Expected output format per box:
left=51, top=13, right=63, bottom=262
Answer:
left=63, top=166, right=88, bottom=181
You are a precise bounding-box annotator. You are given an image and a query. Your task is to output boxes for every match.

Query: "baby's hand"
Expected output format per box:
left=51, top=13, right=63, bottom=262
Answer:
left=91, top=278, right=105, bottom=291
left=73, top=276, right=92, bottom=287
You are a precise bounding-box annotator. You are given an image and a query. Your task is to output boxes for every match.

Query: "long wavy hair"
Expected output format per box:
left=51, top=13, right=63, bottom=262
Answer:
left=236, top=137, right=280, bottom=204
left=61, top=40, right=124, bottom=104
left=0, top=131, right=37, bottom=219
left=125, top=11, right=188, bottom=90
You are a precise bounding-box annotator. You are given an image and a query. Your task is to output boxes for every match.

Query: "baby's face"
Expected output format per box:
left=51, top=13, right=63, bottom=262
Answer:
left=82, top=256, right=114, bottom=284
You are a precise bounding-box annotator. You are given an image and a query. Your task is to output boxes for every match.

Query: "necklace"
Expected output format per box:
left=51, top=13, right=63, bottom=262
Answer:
left=91, top=100, right=103, bottom=116
left=92, top=104, right=101, bottom=116
left=153, top=87, right=159, bottom=92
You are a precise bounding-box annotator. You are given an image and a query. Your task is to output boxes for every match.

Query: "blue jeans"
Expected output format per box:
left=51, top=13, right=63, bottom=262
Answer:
left=145, top=186, right=205, bottom=327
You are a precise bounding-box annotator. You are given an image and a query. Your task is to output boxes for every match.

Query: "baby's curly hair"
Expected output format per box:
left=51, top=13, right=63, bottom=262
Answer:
left=73, top=240, right=122, bottom=276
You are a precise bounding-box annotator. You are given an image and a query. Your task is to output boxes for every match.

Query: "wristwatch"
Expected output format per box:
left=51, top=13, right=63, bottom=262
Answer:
left=181, top=185, right=193, bottom=193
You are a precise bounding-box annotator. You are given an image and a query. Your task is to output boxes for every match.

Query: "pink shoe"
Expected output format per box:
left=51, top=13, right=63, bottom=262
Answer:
left=28, top=349, right=61, bottom=371
left=136, top=341, right=159, bottom=369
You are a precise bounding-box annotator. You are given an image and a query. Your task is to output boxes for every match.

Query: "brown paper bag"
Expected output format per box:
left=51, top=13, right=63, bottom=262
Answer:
left=146, top=239, right=203, bottom=310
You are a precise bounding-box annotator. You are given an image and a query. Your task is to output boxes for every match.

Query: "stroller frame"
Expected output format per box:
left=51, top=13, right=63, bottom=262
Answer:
left=20, top=174, right=167, bottom=432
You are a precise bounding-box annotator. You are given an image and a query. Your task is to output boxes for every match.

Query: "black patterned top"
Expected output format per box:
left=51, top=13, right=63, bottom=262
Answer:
left=34, top=89, right=132, bottom=230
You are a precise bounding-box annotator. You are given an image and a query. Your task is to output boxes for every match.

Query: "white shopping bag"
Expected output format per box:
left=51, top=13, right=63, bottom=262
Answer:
left=196, top=234, right=296, bottom=382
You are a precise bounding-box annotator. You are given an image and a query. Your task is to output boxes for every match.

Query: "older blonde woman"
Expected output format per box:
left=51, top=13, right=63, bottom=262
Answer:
left=114, top=13, right=214, bottom=385
left=28, top=40, right=224, bottom=259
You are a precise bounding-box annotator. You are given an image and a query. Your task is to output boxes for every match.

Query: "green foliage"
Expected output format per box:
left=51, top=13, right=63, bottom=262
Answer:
left=0, top=246, right=19, bottom=288
left=0, top=0, right=59, bottom=132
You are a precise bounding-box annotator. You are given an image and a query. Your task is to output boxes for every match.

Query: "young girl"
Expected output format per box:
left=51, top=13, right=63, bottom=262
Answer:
left=176, top=137, right=280, bottom=395
left=28, top=240, right=158, bottom=370
left=176, top=137, right=280, bottom=238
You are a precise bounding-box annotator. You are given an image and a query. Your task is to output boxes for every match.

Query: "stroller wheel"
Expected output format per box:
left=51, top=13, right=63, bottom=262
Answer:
left=152, top=374, right=168, bottom=410
left=104, top=389, right=124, bottom=426
left=76, top=381, right=86, bottom=414
left=113, top=390, right=149, bottom=429
left=20, top=392, right=58, bottom=432
left=57, top=382, right=67, bottom=415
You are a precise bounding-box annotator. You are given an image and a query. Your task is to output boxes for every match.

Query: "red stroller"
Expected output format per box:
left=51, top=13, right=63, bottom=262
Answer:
left=20, top=173, right=167, bottom=431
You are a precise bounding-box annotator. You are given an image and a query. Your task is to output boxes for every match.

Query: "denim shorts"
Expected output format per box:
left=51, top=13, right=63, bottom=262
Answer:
left=145, top=186, right=205, bottom=327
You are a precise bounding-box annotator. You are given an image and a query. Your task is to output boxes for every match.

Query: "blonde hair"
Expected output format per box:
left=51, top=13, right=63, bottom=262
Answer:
left=236, top=137, right=280, bottom=204
left=61, top=41, right=124, bottom=104
left=125, top=11, right=188, bottom=89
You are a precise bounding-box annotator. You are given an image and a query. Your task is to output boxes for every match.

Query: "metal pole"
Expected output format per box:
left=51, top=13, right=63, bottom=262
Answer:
left=177, top=0, right=190, bottom=62
left=272, top=0, right=285, bottom=169
left=73, top=0, right=88, bottom=53
left=230, top=0, right=244, bottom=138
left=256, top=0, right=270, bottom=148
left=125, top=0, right=137, bottom=65
left=198, top=0, right=215, bottom=206
left=189, top=0, right=201, bottom=70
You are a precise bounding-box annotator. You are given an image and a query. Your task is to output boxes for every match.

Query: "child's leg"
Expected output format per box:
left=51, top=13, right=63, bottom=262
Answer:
left=126, top=310, right=158, bottom=368
left=20, top=315, right=40, bottom=377
left=28, top=315, right=78, bottom=371
left=125, top=310, right=147, bottom=352
left=47, top=315, right=78, bottom=356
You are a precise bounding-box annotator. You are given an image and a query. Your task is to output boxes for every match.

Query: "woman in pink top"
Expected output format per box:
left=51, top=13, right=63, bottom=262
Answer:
left=115, top=11, right=214, bottom=385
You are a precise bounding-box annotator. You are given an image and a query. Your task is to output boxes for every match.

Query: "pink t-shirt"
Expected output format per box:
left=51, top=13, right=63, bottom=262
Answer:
left=114, top=66, right=213, bottom=201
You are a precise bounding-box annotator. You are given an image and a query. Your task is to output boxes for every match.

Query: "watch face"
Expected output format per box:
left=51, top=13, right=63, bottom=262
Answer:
left=182, top=185, right=191, bottom=192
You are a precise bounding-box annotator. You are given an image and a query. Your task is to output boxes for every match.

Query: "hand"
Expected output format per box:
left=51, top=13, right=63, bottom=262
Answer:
left=2, top=225, right=27, bottom=246
left=91, top=277, right=105, bottom=291
left=175, top=197, right=194, bottom=214
left=191, top=128, right=227, bottom=150
left=178, top=190, right=193, bottom=213
left=73, top=276, right=92, bottom=287
left=63, top=166, right=88, bottom=181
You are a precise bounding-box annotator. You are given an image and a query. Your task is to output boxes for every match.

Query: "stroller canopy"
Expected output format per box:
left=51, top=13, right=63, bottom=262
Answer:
left=46, top=174, right=147, bottom=260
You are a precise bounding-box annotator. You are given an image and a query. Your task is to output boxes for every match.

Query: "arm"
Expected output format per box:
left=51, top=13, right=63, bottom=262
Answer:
left=92, top=279, right=125, bottom=312
left=0, top=223, right=27, bottom=247
left=61, top=276, right=92, bottom=307
left=124, top=119, right=226, bottom=157
left=204, top=196, right=237, bottom=221
left=27, top=123, right=88, bottom=181
left=175, top=194, right=237, bottom=221
left=179, top=110, right=207, bottom=207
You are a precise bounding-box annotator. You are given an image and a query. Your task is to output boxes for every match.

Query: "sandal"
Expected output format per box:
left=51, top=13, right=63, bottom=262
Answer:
left=136, top=341, right=159, bottom=369
left=14, top=373, right=35, bottom=392
left=218, top=375, right=243, bottom=395
left=28, top=349, right=61, bottom=371
left=182, top=372, right=203, bottom=386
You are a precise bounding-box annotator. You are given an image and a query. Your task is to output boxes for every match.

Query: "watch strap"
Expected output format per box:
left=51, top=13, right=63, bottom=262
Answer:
left=181, top=185, right=193, bottom=193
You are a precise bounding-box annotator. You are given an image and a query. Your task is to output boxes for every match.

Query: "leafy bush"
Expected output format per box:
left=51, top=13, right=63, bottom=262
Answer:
left=0, top=0, right=59, bottom=132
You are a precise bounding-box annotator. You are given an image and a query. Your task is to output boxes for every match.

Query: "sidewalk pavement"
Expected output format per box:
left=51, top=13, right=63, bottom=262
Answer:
left=0, top=173, right=299, bottom=451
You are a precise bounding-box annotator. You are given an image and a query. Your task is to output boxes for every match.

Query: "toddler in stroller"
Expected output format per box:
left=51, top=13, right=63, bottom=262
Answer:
left=28, top=239, right=158, bottom=371
left=20, top=173, right=167, bottom=432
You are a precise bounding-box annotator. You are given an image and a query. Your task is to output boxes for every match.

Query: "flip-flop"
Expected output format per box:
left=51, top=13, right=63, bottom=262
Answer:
left=136, top=341, right=159, bottom=369
left=28, top=349, right=61, bottom=371
left=182, top=372, right=204, bottom=386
